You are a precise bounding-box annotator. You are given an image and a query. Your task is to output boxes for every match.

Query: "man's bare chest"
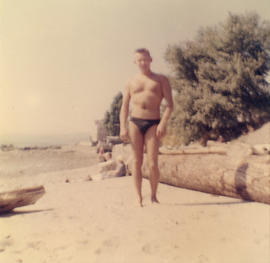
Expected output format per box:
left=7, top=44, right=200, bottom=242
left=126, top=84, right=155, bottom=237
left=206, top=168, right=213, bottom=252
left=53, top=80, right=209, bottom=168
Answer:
left=130, top=78, right=162, bottom=95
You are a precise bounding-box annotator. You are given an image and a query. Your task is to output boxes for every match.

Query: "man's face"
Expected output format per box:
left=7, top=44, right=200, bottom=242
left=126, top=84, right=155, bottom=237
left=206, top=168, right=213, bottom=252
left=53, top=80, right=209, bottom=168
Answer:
left=134, top=52, right=152, bottom=72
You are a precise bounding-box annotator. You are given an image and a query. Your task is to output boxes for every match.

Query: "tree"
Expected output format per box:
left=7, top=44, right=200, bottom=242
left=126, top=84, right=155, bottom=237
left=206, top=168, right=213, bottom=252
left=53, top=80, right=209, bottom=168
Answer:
left=165, top=12, right=270, bottom=145
left=104, top=92, right=123, bottom=136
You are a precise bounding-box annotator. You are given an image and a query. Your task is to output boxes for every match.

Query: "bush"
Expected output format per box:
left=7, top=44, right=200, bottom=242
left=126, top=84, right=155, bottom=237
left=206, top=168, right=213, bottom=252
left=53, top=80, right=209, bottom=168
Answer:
left=165, top=12, right=270, bottom=145
left=104, top=92, right=123, bottom=136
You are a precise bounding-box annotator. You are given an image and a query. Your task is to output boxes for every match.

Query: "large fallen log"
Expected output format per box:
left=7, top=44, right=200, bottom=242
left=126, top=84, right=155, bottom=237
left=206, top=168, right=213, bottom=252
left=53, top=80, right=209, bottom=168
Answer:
left=0, top=185, right=46, bottom=213
left=142, top=154, right=270, bottom=204
left=113, top=143, right=270, bottom=204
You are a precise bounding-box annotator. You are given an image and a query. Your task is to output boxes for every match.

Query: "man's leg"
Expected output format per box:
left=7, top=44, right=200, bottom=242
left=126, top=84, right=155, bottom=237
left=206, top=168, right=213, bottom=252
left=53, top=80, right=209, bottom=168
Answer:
left=128, top=121, right=144, bottom=206
left=144, top=125, right=160, bottom=203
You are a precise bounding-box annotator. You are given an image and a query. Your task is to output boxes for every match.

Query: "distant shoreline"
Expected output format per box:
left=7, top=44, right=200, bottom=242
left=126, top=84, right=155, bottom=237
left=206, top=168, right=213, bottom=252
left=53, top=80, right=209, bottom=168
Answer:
left=0, top=143, right=98, bottom=179
left=0, top=132, right=92, bottom=147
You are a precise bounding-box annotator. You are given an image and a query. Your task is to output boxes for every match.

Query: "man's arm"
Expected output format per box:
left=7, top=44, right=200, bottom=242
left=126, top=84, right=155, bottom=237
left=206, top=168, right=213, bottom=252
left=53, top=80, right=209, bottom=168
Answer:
left=119, top=83, right=131, bottom=142
left=156, top=76, right=174, bottom=138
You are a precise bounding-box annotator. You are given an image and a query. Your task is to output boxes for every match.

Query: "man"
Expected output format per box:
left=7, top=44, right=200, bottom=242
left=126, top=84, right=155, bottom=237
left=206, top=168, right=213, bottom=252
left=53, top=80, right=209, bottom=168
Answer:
left=120, top=48, right=174, bottom=207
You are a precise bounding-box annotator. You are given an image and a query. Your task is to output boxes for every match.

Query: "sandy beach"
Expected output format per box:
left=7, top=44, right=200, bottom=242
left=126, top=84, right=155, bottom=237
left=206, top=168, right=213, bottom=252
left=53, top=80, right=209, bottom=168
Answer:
left=0, top=141, right=269, bottom=263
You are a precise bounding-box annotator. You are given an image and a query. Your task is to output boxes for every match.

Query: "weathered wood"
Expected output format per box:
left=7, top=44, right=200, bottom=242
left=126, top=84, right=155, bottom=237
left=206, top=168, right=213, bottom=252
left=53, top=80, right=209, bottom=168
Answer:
left=106, top=136, right=123, bottom=145
left=142, top=154, right=270, bottom=204
left=113, top=143, right=270, bottom=204
left=0, top=185, right=46, bottom=213
left=159, top=147, right=227, bottom=155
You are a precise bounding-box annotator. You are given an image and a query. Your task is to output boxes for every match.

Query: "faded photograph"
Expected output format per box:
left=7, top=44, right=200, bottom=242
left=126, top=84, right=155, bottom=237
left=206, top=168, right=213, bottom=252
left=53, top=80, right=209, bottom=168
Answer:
left=1, top=1, right=270, bottom=263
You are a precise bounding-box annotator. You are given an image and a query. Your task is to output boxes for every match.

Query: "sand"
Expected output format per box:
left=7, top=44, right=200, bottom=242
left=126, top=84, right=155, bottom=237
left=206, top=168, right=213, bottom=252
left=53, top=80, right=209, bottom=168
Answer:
left=0, top=138, right=270, bottom=263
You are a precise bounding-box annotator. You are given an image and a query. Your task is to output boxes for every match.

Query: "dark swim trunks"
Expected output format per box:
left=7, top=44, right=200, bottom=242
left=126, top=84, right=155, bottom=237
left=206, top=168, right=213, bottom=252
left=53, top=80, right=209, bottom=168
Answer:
left=130, top=117, right=160, bottom=135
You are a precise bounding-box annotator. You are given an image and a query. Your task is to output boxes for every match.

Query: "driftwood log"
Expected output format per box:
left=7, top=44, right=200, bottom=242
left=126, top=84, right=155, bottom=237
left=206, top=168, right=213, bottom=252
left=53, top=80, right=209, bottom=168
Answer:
left=113, top=143, right=270, bottom=204
left=106, top=136, right=123, bottom=145
left=142, top=154, right=270, bottom=204
left=0, top=185, right=46, bottom=213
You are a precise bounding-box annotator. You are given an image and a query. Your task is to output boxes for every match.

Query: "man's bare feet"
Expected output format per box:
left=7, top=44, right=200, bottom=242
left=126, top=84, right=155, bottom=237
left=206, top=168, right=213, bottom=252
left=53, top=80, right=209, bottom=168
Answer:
left=151, top=196, right=159, bottom=204
left=139, top=196, right=143, bottom=207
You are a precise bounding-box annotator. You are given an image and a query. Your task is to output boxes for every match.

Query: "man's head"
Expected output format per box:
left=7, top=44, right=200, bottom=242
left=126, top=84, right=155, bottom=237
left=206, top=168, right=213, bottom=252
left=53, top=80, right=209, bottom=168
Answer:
left=134, top=48, right=152, bottom=72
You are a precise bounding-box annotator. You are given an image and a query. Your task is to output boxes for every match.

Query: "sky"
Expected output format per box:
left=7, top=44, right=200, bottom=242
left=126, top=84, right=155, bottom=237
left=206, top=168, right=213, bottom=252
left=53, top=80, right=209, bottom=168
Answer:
left=1, top=0, right=270, bottom=137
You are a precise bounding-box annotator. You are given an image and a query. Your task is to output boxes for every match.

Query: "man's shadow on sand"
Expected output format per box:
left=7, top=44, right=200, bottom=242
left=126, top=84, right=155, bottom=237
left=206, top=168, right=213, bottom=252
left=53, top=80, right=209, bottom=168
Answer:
left=0, top=208, right=54, bottom=218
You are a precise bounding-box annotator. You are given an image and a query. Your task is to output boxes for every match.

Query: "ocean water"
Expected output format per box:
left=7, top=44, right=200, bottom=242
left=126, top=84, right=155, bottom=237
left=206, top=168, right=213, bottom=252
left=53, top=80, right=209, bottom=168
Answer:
left=0, top=132, right=92, bottom=147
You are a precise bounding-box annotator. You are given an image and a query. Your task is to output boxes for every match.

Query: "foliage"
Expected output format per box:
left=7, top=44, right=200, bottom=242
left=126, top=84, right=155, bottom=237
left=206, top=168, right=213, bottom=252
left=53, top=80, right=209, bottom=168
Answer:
left=165, top=12, right=270, bottom=145
left=104, top=92, right=123, bottom=136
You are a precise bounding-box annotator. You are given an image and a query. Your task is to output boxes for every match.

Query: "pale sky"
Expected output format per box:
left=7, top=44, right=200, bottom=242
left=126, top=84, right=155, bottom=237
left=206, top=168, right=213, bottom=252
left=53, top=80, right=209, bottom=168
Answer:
left=1, top=0, right=269, bottom=136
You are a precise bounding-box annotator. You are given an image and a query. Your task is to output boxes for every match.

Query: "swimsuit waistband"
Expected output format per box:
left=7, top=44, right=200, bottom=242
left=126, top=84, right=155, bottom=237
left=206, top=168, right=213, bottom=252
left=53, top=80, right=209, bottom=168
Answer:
left=130, top=117, right=160, bottom=122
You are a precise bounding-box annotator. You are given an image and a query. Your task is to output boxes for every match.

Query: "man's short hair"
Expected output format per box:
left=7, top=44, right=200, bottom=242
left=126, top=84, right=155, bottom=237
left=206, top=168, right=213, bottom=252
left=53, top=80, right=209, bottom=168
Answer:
left=135, top=48, right=151, bottom=57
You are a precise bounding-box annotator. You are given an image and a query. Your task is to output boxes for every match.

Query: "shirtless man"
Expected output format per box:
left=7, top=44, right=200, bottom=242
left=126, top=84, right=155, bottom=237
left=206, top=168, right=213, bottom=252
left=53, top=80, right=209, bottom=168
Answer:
left=120, top=48, right=174, bottom=206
